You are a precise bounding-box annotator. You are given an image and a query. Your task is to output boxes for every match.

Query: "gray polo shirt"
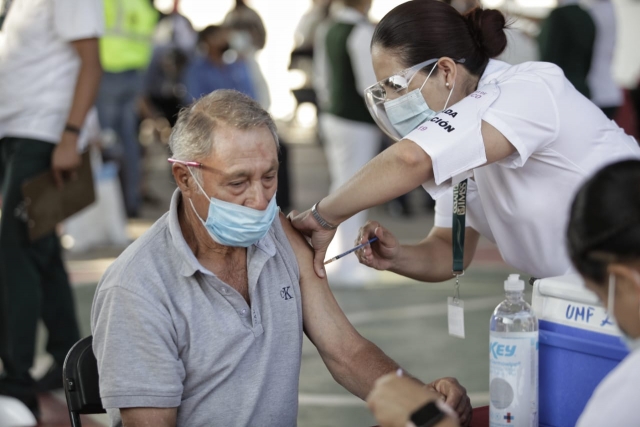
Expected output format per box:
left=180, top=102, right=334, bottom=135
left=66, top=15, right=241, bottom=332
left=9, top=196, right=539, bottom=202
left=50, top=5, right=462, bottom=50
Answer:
left=91, top=189, right=303, bottom=427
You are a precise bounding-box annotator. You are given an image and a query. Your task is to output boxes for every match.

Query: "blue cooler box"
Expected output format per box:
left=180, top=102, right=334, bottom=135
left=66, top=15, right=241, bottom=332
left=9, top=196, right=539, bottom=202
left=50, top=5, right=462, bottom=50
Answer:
left=532, top=275, right=629, bottom=427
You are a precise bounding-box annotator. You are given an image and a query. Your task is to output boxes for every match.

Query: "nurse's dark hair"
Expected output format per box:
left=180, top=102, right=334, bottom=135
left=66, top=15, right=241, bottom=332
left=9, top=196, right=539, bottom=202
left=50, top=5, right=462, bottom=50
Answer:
left=371, top=0, right=507, bottom=76
left=567, top=160, right=640, bottom=284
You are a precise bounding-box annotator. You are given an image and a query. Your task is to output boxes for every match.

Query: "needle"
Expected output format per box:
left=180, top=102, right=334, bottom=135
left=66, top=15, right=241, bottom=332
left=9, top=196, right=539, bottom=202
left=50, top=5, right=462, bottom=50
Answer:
left=323, top=237, right=379, bottom=265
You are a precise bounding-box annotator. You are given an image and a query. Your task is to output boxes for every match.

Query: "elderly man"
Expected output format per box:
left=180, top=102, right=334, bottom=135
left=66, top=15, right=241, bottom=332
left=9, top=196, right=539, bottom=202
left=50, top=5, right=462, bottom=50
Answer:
left=91, top=90, right=471, bottom=427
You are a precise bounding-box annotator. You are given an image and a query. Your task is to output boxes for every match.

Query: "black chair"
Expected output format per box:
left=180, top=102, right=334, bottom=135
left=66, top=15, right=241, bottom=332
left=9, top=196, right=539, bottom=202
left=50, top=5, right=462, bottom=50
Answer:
left=63, top=335, right=106, bottom=427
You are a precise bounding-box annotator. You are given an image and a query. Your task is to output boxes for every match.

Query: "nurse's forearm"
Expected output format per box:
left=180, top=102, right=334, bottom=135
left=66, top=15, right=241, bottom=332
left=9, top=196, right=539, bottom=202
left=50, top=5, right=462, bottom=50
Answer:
left=319, top=139, right=433, bottom=225
left=390, top=228, right=479, bottom=282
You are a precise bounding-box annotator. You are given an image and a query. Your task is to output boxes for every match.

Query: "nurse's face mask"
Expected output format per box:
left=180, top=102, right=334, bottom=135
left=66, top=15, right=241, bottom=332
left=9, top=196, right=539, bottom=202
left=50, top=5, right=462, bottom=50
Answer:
left=364, top=57, right=465, bottom=141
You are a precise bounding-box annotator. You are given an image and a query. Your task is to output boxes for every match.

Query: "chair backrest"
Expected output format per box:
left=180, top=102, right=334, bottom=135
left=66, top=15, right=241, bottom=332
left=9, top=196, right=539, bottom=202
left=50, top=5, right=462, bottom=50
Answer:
left=63, top=335, right=106, bottom=417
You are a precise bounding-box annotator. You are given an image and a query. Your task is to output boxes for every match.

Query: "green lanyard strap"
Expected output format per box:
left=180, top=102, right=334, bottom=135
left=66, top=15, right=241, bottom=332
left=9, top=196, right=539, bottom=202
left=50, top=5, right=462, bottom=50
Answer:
left=452, top=179, right=468, bottom=275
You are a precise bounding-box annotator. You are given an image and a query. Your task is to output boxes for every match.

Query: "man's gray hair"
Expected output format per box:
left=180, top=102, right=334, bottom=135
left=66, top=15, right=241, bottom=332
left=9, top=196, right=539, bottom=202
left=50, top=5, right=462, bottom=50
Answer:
left=169, top=90, right=279, bottom=181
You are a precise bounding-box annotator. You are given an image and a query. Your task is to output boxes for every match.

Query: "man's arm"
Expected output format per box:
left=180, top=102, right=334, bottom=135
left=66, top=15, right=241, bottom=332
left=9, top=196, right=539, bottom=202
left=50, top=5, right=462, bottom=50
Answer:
left=120, top=408, right=177, bottom=427
left=51, top=37, right=102, bottom=187
left=279, top=214, right=399, bottom=399
left=280, top=214, right=472, bottom=424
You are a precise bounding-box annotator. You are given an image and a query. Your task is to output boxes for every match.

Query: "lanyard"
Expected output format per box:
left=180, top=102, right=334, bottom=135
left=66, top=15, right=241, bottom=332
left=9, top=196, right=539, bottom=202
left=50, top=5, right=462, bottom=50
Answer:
left=452, top=179, right=468, bottom=295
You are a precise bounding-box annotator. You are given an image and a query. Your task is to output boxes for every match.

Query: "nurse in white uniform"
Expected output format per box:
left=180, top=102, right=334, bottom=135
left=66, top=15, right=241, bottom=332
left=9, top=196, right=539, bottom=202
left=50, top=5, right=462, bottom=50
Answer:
left=290, top=0, right=640, bottom=281
left=364, top=159, right=640, bottom=427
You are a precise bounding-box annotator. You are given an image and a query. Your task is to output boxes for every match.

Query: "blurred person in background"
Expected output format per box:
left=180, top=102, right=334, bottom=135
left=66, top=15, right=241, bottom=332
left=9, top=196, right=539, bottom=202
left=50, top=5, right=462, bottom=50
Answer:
left=313, top=0, right=382, bottom=287
left=98, top=0, right=158, bottom=218
left=144, top=0, right=197, bottom=127
left=295, top=0, right=333, bottom=51
left=538, top=0, right=596, bottom=99
left=184, top=26, right=256, bottom=102
left=0, top=0, right=103, bottom=418
left=586, top=0, right=624, bottom=120
left=223, top=0, right=292, bottom=212
left=183, top=26, right=292, bottom=211
left=223, top=0, right=270, bottom=110
left=289, top=0, right=333, bottom=117
left=444, top=0, right=478, bottom=14
left=443, top=0, right=540, bottom=66
left=633, top=79, right=640, bottom=140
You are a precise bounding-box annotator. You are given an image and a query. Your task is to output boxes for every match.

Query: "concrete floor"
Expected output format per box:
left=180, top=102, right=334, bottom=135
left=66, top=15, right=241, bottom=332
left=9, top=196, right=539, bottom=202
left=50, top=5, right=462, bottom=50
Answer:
left=34, top=134, right=524, bottom=426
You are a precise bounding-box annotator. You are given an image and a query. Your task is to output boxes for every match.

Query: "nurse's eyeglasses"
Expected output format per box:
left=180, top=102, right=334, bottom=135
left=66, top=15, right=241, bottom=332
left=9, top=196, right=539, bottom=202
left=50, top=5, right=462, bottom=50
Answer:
left=366, top=57, right=466, bottom=104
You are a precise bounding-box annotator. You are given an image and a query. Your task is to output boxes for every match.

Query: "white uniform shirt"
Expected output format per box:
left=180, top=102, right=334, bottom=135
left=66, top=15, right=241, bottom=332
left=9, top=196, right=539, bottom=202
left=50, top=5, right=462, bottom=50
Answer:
left=407, top=60, right=640, bottom=279
left=576, top=347, right=640, bottom=426
left=0, top=0, right=103, bottom=143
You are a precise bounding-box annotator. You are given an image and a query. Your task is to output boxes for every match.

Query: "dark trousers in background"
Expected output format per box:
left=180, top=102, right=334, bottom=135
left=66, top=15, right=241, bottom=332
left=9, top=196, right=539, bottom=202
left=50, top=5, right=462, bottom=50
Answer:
left=97, top=70, right=143, bottom=217
left=0, top=137, right=80, bottom=393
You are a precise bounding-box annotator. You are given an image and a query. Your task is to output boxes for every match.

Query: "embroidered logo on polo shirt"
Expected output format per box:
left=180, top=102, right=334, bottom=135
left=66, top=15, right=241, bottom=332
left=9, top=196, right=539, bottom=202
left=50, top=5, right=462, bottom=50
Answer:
left=280, top=286, right=294, bottom=300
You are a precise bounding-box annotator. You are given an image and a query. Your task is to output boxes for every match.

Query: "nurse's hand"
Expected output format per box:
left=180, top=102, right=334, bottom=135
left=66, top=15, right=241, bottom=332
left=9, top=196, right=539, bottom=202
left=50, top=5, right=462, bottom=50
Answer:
left=288, top=208, right=337, bottom=278
left=355, top=221, right=400, bottom=271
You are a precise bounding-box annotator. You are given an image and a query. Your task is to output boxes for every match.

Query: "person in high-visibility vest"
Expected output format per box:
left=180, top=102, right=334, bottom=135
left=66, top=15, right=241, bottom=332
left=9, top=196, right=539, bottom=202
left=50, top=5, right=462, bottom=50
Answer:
left=97, top=0, right=159, bottom=218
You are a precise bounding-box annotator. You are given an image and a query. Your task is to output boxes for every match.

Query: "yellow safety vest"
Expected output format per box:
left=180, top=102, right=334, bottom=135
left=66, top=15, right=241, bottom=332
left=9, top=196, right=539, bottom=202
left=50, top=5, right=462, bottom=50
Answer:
left=100, top=0, right=159, bottom=73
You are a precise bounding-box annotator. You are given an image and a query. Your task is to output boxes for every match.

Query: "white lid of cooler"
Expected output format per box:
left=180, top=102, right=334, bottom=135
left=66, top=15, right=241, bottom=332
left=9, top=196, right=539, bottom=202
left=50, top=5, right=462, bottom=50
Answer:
left=532, top=274, right=620, bottom=336
left=535, top=274, right=599, bottom=305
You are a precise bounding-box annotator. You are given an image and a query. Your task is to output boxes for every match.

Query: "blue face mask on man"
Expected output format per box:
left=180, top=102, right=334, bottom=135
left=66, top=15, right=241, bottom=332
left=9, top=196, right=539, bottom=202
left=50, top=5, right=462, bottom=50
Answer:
left=188, top=169, right=278, bottom=247
left=383, top=62, right=455, bottom=138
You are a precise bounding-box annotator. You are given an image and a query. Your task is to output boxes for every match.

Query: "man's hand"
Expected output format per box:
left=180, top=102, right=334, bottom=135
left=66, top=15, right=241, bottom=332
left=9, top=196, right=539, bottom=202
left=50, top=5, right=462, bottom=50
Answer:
left=367, top=374, right=459, bottom=427
left=355, top=221, right=401, bottom=271
left=51, top=131, right=81, bottom=188
left=288, top=208, right=337, bottom=278
left=427, top=377, right=471, bottom=426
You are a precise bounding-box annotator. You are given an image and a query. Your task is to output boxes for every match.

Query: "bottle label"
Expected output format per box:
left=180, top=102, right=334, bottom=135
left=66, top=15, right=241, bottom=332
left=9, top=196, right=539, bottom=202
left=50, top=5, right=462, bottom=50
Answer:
left=489, top=331, right=538, bottom=427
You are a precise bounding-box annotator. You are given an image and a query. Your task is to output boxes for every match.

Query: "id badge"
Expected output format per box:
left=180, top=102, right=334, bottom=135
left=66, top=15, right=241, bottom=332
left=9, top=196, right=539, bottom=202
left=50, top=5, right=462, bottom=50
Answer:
left=448, top=297, right=465, bottom=339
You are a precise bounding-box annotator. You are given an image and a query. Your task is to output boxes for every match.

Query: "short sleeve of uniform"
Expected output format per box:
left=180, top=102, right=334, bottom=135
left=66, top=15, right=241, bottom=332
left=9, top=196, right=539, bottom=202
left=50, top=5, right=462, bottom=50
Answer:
left=482, top=75, right=559, bottom=169
left=406, top=84, right=500, bottom=199
left=407, top=71, right=559, bottom=198
left=92, top=280, right=185, bottom=409
left=52, top=0, right=104, bottom=41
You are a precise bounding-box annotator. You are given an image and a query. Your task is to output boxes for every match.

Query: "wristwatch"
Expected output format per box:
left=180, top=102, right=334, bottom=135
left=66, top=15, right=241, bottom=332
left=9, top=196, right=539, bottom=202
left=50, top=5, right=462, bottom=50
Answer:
left=311, top=201, right=337, bottom=230
left=410, top=401, right=446, bottom=427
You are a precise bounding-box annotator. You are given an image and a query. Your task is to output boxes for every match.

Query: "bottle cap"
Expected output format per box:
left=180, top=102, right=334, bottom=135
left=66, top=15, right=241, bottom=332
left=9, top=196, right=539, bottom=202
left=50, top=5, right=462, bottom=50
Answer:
left=505, top=274, right=524, bottom=291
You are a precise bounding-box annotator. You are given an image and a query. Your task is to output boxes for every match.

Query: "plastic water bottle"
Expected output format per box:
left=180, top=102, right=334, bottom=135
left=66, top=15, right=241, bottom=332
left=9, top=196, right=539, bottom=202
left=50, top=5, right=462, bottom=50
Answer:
left=489, top=274, right=538, bottom=427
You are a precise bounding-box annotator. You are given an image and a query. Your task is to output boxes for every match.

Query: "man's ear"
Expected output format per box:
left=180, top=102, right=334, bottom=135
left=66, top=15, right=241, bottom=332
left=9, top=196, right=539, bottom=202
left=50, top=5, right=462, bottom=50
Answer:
left=172, top=164, right=195, bottom=198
